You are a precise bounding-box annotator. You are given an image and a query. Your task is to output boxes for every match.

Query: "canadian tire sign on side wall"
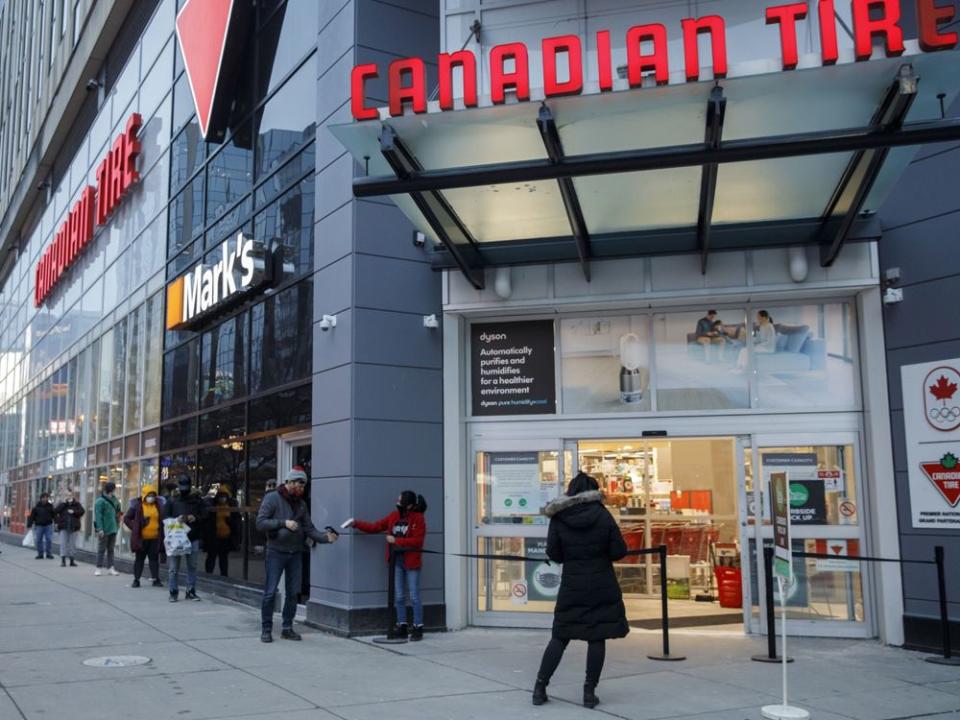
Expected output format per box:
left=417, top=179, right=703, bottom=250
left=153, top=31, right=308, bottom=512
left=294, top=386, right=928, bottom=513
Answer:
left=902, top=359, right=960, bottom=528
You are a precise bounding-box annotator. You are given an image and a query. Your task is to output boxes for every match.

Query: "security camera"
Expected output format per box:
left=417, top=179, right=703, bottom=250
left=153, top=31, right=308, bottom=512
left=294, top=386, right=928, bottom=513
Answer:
left=85, top=78, right=101, bottom=92
left=412, top=231, right=426, bottom=248
left=319, top=314, right=337, bottom=331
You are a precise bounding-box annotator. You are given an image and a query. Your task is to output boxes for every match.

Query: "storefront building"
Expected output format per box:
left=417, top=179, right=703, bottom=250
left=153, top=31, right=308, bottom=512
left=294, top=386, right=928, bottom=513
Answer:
left=1, top=0, right=958, bottom=646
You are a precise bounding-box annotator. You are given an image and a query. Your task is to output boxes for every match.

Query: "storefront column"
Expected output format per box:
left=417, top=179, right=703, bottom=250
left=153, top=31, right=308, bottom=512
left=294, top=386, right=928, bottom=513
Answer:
left=443, top=311, right=469, bottom=629
left=858, top=286, right=905, bottom=645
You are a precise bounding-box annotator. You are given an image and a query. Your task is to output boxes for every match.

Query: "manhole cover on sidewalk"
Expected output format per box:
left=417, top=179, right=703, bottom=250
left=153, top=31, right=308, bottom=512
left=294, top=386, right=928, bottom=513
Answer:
left=82, top=656, right=151, bottom=668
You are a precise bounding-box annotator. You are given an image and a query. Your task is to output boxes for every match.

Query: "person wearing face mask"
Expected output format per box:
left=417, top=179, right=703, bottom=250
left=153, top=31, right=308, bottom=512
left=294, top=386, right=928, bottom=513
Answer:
left=347, top=491, right=428, bottom=641
left=255, top=466, right=338, bottom=643
left=53, top=491, right=85, bottom=567
left=27, top=492, right=56, bottom=560
left=164, top=476, right=208, bottom=602
left=202, top=485, right=241, bottom=577
left=94, top=482, right=122, bottom=576
left=123, top=484, right=165, bottom=588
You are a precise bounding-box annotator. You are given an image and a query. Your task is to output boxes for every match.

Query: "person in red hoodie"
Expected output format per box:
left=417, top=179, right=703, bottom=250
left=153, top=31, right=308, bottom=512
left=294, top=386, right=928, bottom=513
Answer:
left=348, top=491, right=427, bottom=641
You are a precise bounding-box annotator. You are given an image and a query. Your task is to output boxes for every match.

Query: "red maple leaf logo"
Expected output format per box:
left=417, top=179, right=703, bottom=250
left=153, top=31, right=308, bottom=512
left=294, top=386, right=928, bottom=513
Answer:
left=930, top=375, right=958, bottom=402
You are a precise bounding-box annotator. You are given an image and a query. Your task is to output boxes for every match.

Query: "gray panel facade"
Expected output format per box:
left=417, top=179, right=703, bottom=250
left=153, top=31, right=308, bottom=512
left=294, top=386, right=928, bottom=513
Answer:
left=879, top=136, right=960, bottom=650
left=309, top=0, right=443, bottom=635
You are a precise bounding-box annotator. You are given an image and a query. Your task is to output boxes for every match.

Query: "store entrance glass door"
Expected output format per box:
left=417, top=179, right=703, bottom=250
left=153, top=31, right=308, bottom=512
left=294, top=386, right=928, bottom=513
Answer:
left=574, top=437, right=750, bottom=630
left=279, top=432, right=312, bottom=609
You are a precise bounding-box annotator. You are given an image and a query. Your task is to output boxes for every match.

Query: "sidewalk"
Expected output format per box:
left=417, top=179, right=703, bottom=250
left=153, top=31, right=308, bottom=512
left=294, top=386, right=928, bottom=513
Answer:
left=1, top=543, right=958, bottom=720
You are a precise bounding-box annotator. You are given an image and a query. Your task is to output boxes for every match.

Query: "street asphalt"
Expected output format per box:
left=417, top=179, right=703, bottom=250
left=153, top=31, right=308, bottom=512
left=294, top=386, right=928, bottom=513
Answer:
left=1, top=542, right=958, bottom=720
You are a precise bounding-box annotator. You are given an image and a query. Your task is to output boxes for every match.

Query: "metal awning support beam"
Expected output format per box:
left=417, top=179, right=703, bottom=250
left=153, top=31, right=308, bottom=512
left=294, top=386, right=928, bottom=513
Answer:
left=354, top=116, right=960, bottom=198
left=537, top=105, right=591, bottom=282
left=378, top=126, right=485, bottom=289
left=818, top=65, right=918, bottom=267
left=698, top=86, right=726, bottom=275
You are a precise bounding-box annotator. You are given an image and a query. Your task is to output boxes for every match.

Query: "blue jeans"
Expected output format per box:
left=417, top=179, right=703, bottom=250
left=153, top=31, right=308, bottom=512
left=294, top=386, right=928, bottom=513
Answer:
left=261, top=549, right=302, bottom=633
left=395, top=565, right=423, bottom=626
left=168, top=540, right=199, bottom=593
left=34, top=525, right=53, bottom=556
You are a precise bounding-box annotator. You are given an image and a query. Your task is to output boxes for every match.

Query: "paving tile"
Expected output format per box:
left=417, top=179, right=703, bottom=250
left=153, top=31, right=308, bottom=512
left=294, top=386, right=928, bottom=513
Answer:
left=807, top=683, right=960, bottom=720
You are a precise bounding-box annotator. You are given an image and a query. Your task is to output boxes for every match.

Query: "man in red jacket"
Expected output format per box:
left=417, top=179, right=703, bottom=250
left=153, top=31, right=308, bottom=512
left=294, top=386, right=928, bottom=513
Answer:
left=347, top=491, right=427, bottom=641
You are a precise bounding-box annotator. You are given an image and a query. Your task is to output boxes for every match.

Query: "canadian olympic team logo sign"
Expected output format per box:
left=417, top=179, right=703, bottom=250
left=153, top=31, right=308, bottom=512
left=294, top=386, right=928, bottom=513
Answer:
left=924, top=366, right=960, bottom=432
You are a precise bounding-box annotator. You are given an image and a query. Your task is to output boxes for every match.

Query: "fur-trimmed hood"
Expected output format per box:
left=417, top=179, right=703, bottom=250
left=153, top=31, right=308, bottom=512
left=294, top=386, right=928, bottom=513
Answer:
left=543, top=490, right=605, bottom=518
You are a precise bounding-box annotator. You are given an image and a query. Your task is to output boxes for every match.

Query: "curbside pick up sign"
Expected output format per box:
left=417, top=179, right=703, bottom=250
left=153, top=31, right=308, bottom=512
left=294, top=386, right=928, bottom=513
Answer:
left=902, top=359, right=960, bottom=528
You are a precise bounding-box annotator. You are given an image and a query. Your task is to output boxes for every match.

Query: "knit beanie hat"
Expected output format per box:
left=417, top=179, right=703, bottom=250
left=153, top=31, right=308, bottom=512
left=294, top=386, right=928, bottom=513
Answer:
left=285, top=466, right=308, bottom=484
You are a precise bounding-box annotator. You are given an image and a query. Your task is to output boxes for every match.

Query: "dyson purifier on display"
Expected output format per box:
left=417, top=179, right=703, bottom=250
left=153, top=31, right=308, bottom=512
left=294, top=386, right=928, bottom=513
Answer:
left=619, top=333, right=644, bottom=404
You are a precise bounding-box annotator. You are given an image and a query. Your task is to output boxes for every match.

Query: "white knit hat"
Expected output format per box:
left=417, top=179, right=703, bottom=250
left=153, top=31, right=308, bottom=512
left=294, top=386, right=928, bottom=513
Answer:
left=285, top=466, right=308, bottom=483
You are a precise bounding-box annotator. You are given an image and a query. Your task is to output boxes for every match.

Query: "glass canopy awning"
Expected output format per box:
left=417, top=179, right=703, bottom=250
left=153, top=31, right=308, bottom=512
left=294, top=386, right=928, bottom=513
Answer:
left=330, top=50, right=960, bottom=289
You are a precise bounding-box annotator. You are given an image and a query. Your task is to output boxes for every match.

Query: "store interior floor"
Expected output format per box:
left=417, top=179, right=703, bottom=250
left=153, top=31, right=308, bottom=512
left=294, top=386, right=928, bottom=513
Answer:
left=626, top=597, right=743, bottom=629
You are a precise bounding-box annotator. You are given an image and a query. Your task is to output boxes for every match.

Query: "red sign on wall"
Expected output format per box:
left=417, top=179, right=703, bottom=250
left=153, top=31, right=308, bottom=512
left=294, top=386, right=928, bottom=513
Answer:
left=34, top=114, right=141, bottom=308
left=351, top=0, right=959, bottom=121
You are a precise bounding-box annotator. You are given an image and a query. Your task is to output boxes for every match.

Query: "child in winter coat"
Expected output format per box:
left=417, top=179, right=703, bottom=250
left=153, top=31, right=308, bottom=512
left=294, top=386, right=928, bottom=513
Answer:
left=348, top=491, right=427, bottom=641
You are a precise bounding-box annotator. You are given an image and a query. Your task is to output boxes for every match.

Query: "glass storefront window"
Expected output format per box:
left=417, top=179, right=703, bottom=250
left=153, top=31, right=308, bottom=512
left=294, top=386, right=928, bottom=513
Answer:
left=753, top=303, right=857, bottom=409
left=95, top=331, right=113, bottom=442
left=560, top=316, right=651, bottom=413
left=254, top=56, right=316, bottom=181
left=249, top=279, right=312, bottom=393
left=124, top=305, right=144, bottom=433
left=205, top=121, right=253, bottom=226
left=757, top=445, right=859, bottom=527
left=653, top=309, right=750, bottom=411
left=256, top=0, right=318, bottom=98
left=197, top=444, right=246, bottom=580
left=111, top=318, right=127, bottom=438
left=162, top=339, right=200, bottom=419
left=246, top=436, right=278, bottom=586
left=477, top=537, right=558, bottom=614
left=475, top=451, right=561, bottom=527
left=253, top=176, right=314, bottom=280
left=143, top=293, right=163, bottom=426
left=201, top=314, right=248, bottom=408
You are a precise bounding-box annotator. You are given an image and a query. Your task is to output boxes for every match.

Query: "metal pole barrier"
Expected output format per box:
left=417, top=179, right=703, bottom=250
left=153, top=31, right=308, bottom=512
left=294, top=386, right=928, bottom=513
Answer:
left=925, top=545, right=959, bottom=666
left=373, top=545, right=407, bottom=644
left=648, top=544, right=686, bottom=661
left=753, top=545, right=793, bottom=664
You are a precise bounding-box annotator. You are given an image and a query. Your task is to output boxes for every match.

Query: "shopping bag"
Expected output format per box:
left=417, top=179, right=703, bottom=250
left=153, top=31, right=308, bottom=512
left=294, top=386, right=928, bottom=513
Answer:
left=163, top=518, right=192, bottom=557
left=22, top=531, right=35, bottom=549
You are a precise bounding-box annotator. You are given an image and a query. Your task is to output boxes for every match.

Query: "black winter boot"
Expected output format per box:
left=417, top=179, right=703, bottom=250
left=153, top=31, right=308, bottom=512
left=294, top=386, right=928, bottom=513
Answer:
left=394, top=623, right=408, bottom=640
left=583, top=681, right=600, bottom=709
left=532, top=676, right=549, bottom=706
left=61, top=557, right=66, bottom=567
left=69, top=558, right=77, bottom=567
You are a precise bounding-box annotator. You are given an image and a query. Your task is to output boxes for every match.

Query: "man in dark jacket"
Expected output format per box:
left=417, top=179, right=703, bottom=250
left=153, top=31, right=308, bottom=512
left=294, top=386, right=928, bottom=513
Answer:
left=164, top=476, right=208, bottom=602
left=27, top=493, right=56, bottom=559
left=533, top=472, right=627, bottom=710
left=255, top=466, right=337, bottom=643
left=53, top=492, right=85, bottom=566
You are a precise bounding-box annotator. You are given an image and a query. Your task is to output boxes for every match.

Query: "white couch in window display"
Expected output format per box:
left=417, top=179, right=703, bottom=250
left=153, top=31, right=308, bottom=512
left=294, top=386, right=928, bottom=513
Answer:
left=754, top=324, right=827, bottom=373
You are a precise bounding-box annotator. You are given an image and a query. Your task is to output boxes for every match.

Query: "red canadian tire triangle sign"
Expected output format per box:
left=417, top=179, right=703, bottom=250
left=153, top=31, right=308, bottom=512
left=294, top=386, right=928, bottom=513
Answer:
left=920, top=453, right=960, bottom=507
left=175, top=0, right=252, bottom=142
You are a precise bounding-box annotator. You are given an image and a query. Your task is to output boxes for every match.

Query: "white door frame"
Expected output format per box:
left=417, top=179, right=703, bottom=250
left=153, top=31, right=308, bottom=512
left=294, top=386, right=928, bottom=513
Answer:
left=277, top=430, right=312, bottom=619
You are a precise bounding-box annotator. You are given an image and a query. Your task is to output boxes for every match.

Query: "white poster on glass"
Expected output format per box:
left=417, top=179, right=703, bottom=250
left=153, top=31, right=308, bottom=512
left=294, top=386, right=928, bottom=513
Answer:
left=490, top=453, right=542, bottom=516
left=902, top=359, right=960, bottom=529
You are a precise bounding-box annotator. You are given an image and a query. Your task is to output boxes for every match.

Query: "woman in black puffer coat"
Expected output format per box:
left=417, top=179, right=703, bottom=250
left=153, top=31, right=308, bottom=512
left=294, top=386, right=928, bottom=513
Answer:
left=533, top=472, right=628, bottom=710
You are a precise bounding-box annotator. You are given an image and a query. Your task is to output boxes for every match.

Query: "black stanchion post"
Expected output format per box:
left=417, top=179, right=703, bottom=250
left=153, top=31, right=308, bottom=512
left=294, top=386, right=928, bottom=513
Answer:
left=752, top=545, right=793, bottom=663
left=648, top=544, right=686, bottom=661
left=373, top=545, right=407, bottom=644
left=925, top=545, right=959, bottom=666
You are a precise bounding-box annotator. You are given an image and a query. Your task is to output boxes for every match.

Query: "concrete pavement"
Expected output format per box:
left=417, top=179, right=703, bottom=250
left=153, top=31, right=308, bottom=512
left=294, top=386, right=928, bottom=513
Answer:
left=1, top=543, right=958, bottom=720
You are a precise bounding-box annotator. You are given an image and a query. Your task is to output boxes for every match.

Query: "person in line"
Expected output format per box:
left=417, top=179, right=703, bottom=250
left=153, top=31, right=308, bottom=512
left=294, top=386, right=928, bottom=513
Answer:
left=347, top=491, right=428, bottom=641
left=736, top=309, right=778, bottom=370
left=53, top=491, right=85, bottom=567
left=94, top=482, right=122, bottom=576
left=27, top=492, right=56, bottom=559
left=256, top=467, right=338, bottom=643
left=164, top=476, right=208, bottom=602
left=124, top=484, right=165, bottom=588
left=203, top=485, right=240, bottom=577
left=694, top=309, right=725, bottom=361
left=533, top=472, right=628, bottom=709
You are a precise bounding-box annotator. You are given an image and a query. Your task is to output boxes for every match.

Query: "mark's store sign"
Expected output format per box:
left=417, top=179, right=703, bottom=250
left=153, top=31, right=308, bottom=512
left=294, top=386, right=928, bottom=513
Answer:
left=351, top=0, right=959, bottom=121
left=34, top=114, right=142, bottom=307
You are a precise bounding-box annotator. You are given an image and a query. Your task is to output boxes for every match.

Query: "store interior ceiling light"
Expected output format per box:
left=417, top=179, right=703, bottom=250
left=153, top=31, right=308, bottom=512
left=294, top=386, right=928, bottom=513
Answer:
left=332, top=50, right=960, bottom=288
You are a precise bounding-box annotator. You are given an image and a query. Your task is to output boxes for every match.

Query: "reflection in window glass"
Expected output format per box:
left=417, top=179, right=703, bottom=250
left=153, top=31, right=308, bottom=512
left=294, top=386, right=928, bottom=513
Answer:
left=197, top=444, right=245, bottom=580
left=124, top=304, right=144, bottom=433
left=162, top=339, right=200, bottom=419
left=198, top=403, right=246, bottom=445
left=160, top=451, right=197, bottom=489
left=257, top=0, right=318, bottom=98
left=247, top=385, right=310, bottom=433
left=201, top=314, right=247, bottom=408
left=96, top=332, right=114, bottom=442
left=249, top=280, right=312, bottom=392
left=753, top=303, right=857, bottom=409
left=143, top=293, right=163, bottom=426
left=170, top=122, right=206, bottom=192
left=247, top=436, right=278, bottom=586
left=206, top=123, right=253, bottom=225
left=255, top=144, right=315, bottom=209
left=111, top=319, right=127, bottom=438
left=561, top=316, right=651, bottom=413
left=653, top=309, right=749, bottom=411
left=255, top=58, right=316, bottom=179
left=254, top=177, right=314, bottom=280
left=168, top=175, right=205, bottom=258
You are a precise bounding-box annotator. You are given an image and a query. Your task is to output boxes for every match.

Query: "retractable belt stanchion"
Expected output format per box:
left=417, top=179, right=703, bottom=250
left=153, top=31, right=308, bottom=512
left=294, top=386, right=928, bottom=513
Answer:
left=647, top=544, right=686, bottom=662
left=926, top=545, right=959, bottom=666
left=373, top=545, right=407, bottom=645
left=753, top=546, right=793, bottom=664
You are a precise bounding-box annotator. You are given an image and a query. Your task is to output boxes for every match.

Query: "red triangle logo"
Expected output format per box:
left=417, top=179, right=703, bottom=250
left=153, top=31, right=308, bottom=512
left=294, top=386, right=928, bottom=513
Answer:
left=175, top=0, right=235, bottom=140
left=921, top=461, right=960, bottom=507
left=830, top=545, right=844, bottom=556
